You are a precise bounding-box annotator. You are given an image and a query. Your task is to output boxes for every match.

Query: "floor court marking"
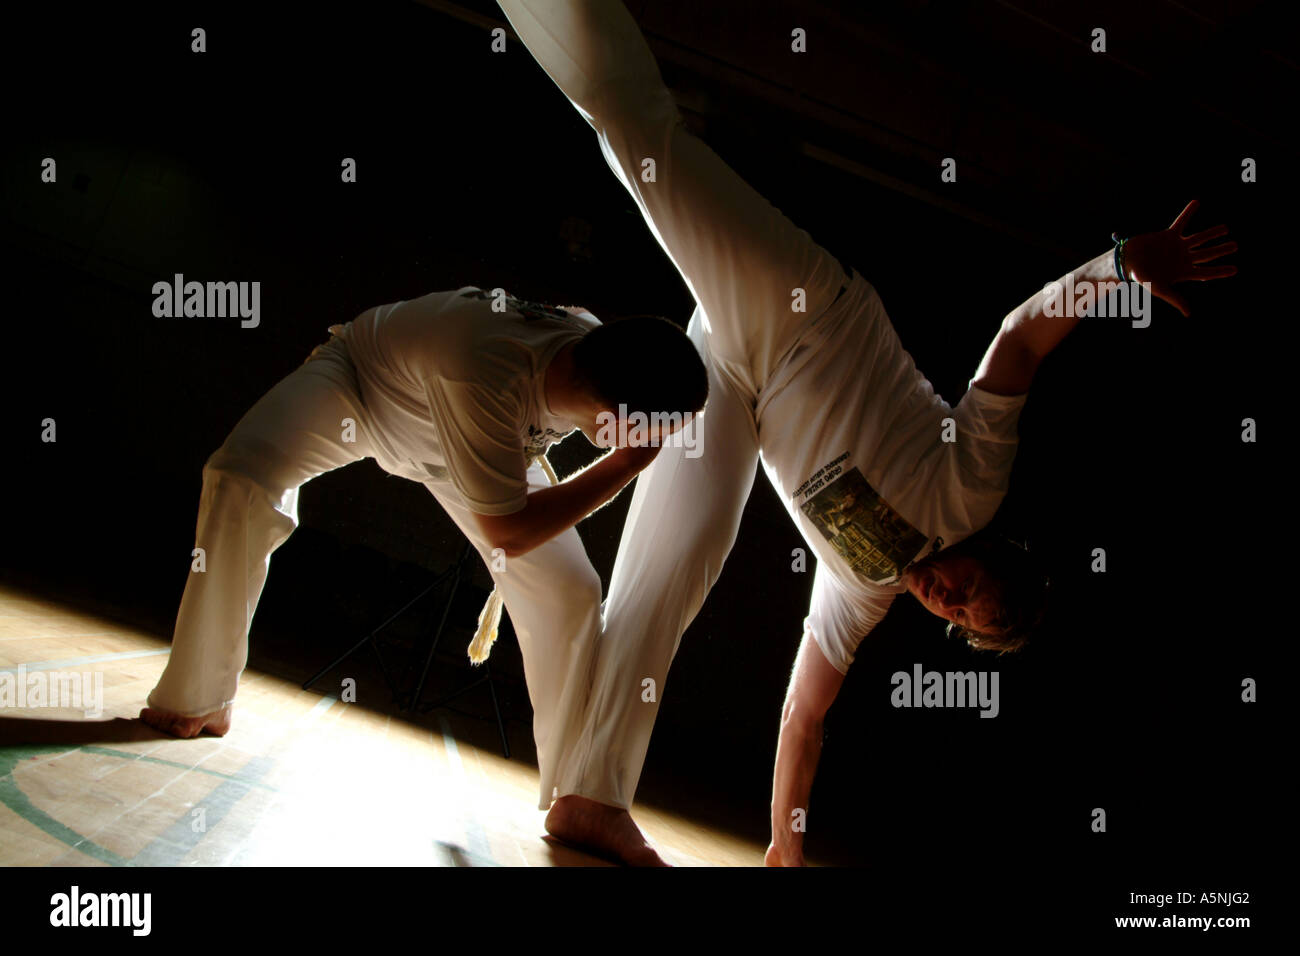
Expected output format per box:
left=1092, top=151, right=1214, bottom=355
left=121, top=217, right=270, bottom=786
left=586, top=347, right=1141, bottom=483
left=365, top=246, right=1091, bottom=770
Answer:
left=438, top=716, right=498, bottom=865
left=0, top=743, right=281, bottom=865
left=1, top=699, right=540, bottom=867
left=79, top=746, right=280, bottom=792
left=0, top=745, right=133, bottom=865
left=129, top=754, right=276, bottom=866
left=1, top=649, right=170, bottom=674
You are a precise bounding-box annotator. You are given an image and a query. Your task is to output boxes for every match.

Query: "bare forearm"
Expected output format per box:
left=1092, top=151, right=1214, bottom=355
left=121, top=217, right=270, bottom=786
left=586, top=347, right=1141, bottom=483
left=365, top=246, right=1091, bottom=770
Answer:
left=999, top=201, right=1240, bottom=367
left=766, top=633, right=845, bottom=865
left=973, top=249, right=1118, bottom=394
left=770, top=709, right=823, bottom=864
left=1003, top=249, right=1115, bottom=359
left=494, top=450, right=641, bottom=557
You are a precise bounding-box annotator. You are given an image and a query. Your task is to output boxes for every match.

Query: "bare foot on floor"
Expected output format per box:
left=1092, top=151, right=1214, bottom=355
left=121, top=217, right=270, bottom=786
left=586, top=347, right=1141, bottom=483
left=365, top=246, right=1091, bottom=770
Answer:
left=138, top=703, right=233, bottom=738
left=545, top=794, right=670, bottom=867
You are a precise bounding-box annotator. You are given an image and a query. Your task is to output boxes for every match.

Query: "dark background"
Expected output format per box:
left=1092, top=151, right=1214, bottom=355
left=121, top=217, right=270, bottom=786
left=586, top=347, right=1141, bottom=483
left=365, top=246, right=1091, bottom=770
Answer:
left=0, top=0, right=1287, bottom=880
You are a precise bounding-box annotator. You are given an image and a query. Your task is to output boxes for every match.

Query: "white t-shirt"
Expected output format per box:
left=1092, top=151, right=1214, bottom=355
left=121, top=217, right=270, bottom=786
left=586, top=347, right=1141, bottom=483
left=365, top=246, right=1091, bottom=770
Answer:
left=758, top=275, right=1028, bottom=674
left=333, top=287, right=598, bottom=515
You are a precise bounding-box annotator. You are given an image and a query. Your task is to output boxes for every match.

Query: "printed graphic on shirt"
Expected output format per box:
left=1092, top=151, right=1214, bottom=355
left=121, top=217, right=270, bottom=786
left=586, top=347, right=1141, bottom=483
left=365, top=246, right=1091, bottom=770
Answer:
left=460, top=288, right=581, bottom=325
left=524, top=424, right=569, bottom=463
left=797, top=456, right=928, bottom=584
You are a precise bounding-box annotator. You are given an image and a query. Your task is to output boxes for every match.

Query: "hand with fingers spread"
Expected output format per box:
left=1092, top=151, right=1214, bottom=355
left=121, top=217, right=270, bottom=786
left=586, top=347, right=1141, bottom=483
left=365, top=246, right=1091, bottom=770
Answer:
left=1123, top=200, right=1238, bottom=317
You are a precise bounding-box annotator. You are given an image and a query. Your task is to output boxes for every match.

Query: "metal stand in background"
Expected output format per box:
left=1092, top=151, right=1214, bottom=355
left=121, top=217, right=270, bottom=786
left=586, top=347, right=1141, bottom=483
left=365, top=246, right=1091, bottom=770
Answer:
left=302, top=539, right=510, bottom=757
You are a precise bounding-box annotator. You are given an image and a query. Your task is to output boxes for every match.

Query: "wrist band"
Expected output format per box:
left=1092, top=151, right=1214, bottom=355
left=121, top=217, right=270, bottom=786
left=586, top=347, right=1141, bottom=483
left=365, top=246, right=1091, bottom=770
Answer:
left=1111, top=231, right=1128, bottom=281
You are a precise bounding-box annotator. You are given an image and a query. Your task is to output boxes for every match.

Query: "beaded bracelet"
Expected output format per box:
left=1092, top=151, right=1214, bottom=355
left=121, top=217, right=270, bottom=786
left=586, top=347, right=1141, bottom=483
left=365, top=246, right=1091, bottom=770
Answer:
left=1110, top=231, right=1128, bottom=281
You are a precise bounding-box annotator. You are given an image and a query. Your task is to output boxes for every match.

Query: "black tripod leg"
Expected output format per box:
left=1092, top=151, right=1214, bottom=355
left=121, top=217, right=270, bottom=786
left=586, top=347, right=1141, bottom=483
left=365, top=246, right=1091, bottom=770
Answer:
left=302, top=575, right=444, bottom=693
left=368, top=640, right=403, bottom=706
left=485, top=661, right=510, bottom=759
left=407, top=541, right=476, bottom=710
left=302, top=630, right=376, bottom=691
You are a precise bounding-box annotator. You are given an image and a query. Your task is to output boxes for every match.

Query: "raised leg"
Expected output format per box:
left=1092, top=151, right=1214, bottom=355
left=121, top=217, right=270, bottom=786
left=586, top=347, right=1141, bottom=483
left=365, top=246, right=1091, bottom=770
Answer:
left=497, top=0, right=848, bottom=396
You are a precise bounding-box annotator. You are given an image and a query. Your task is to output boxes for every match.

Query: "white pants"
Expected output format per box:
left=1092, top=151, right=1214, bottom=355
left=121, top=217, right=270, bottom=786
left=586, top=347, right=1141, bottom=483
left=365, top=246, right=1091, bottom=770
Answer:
left=501, top=0, right=940, bottom=809
left=147, top=335, right=600, bottom=809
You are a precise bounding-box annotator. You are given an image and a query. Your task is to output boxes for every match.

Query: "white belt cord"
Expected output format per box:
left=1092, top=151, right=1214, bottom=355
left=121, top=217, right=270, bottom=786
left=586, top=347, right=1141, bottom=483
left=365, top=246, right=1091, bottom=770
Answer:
left=467, top=453, right=560, bottom=663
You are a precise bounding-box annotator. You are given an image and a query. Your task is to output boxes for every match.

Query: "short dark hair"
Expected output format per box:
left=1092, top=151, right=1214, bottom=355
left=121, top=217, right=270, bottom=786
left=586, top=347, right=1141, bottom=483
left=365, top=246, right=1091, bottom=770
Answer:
left=942, top=529, right=1050, bottom=655
left=570, top=315, right=709, bottom=415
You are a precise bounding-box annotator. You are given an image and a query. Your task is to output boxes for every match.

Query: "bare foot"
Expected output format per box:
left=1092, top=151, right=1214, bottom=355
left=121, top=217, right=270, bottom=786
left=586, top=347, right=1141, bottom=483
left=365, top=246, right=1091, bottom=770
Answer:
left=765, top=843, right=804, bottom=866
left=545, top=794, right=670, bottom=867
left=139, top=703, right=233, bottom=738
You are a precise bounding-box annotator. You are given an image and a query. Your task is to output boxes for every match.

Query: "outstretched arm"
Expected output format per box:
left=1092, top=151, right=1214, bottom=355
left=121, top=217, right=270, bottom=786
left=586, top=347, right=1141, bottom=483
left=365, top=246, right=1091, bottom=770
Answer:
left=973, top=200, right=1237, bottom=396
left=766, top=629, right=847, bottom=867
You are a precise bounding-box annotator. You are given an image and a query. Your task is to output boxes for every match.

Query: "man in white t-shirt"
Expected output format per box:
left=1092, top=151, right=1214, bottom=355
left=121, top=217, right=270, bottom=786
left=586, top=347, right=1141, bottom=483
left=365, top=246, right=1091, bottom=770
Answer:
left=496, top=0, right=1237, bottom=866
left=139, top=285, right=707, bottom=813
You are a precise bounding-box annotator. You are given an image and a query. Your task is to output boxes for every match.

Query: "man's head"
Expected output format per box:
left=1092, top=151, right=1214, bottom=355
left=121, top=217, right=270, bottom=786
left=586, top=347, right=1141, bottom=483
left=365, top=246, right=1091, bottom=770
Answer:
left=900, top=530, right=1049, bottom=654
left=562, top=314, right=709, bottom=446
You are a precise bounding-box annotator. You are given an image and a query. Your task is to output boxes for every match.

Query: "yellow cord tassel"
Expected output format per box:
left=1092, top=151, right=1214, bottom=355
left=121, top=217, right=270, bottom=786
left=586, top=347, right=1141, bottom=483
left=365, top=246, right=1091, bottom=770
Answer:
left=467, top=454, right=560, bottom=663
left=467, top=590, right=503, bottom=664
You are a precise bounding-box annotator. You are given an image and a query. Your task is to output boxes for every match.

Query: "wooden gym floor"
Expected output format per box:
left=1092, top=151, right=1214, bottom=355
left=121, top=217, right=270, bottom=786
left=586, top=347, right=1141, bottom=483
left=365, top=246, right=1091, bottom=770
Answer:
left=0, top=584, right=766, bottom=867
